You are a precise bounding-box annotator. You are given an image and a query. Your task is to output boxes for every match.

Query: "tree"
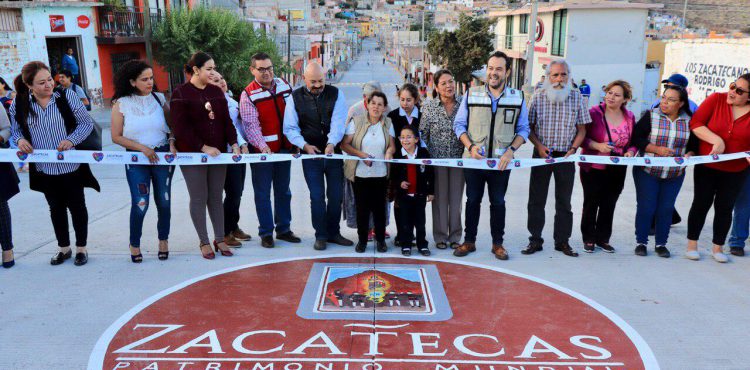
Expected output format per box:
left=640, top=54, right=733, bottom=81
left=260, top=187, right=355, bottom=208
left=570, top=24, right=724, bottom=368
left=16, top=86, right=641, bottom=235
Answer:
left=153, top=7, right=287, bottom=95
left=427, top=14, right=494, bottom=92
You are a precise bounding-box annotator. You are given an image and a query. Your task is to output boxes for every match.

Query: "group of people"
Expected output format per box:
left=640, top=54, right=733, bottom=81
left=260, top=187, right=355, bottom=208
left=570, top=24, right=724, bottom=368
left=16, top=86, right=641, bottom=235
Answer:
left=1, top=49, right=750, bottom=269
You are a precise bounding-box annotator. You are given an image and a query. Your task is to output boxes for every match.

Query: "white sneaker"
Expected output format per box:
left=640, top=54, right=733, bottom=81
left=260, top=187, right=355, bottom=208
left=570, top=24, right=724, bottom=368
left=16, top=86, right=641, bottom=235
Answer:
left=685, top=250, right=700, bottom=261
left=712, top=252, right=729, bottom=263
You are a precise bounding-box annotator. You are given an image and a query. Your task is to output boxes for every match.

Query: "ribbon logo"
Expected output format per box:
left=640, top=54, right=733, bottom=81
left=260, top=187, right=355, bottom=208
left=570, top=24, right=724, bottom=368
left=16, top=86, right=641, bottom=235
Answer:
left=644, top=158, right=651, bottom=164
left=16, top=151, right=28, bottom=161
left=422, top=159, right=432, bottom=165
left=486, top=159, right=497, bottom=168
left=712, top=154, right=720, bottom=160
left=260, top=155, right=267, bottom=161
left=457, top=160, right=463, bottom=167
left=610, top=157, right=620, bottom=164
left=514, top=160, right=521, bottom=168
left=201, top=155, right=208, bottom=163
left=674, top=157, right=685, bottom=165
left=579, top=156, right=586, bottom=161
left=164, top=154, right=175, bottom=163
left=92, top=152, right=104, bottom=162
left=56, top=152, right=64, bottom=161
left=232, top=155, right=242, bottom=163
left=545, top=158, right=556, bottom=164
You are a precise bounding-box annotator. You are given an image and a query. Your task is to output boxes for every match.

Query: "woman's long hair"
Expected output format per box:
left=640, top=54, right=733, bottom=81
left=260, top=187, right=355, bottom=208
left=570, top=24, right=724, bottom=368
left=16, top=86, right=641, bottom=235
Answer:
left=13, top=61, right=50, bottom=125
left=112, top=59, right=157, bottom=103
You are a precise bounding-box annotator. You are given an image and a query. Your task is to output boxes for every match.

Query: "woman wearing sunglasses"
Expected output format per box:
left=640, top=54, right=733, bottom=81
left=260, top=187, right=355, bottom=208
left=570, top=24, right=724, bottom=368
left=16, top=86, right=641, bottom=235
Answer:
left=686, top=74, right=750, bottom=263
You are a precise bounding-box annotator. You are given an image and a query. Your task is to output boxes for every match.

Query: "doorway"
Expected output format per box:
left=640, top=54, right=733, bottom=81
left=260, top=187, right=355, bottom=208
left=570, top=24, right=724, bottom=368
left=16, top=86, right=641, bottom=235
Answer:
left=46, top=36, right=86, bottom=89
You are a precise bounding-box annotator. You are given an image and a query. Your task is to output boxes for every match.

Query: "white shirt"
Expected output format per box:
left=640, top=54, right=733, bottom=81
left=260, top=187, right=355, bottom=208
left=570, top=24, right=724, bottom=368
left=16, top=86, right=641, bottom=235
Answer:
left=346, top=119, right=395, bottom=178
left=119, top=92, right=169, bottom=149
left=226, top=93, right=248, bottom=151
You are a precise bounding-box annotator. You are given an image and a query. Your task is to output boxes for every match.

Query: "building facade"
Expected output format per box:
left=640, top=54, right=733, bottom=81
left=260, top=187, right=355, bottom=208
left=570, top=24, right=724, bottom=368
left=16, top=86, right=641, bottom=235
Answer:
left=0, top=1, right=103, bottom=103
left=491, top=1, right=660, bottom=115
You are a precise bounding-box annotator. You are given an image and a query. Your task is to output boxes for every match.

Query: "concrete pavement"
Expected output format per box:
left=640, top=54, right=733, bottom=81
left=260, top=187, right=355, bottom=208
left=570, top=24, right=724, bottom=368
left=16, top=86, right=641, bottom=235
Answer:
left=1, top=39, right=750, bottom=370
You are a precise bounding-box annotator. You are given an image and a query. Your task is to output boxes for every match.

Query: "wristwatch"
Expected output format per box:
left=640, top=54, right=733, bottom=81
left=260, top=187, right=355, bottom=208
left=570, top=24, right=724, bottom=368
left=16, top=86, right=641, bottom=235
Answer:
left=468, top=144, right=476, bottom=152
left=508, top=145, right=518, bottom=152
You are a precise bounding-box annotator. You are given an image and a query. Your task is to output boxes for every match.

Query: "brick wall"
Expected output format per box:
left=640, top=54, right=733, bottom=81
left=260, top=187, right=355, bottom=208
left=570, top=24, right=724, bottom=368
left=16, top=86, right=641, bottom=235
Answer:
left=0, top=31, right=28, bottom=84
left=633, top=0, right=750, bottom=33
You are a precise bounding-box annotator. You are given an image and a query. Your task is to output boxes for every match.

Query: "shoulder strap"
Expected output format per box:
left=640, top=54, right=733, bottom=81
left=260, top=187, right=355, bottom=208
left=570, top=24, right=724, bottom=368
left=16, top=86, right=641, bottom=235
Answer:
left=151, top=91, right=162, bottom=105
left=55, top=89, right=77, bottom=135
left=599, top=104, right=613, bottom=143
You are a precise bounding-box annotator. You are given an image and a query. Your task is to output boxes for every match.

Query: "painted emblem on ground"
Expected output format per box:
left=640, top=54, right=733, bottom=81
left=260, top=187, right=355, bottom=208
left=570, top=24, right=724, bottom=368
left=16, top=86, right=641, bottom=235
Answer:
left=90, top=256, right=658, bottom=370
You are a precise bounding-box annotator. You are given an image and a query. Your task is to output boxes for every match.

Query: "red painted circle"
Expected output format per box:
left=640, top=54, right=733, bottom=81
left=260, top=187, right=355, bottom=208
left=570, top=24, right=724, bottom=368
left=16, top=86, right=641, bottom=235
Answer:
left=536, top=19, right=544, bottom=42
left=77, top=15, right=90, bottom=29
left=92, top=257, right=656, bottom=369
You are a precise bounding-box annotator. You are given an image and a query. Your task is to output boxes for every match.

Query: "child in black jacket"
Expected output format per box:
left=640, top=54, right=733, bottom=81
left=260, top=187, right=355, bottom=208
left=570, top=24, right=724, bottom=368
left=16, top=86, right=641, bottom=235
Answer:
left=390, top=126, right=434, bottom=256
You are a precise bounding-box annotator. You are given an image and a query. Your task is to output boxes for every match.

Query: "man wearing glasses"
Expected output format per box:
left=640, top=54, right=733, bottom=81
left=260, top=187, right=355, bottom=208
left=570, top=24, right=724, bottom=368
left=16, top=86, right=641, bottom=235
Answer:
left=239, top=52, right=301, bottom=248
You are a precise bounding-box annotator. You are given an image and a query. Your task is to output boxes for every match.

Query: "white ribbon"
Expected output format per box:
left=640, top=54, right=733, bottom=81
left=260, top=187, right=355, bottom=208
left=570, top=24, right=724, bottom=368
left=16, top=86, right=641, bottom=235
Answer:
left=1, top=148, right=749, bottom=170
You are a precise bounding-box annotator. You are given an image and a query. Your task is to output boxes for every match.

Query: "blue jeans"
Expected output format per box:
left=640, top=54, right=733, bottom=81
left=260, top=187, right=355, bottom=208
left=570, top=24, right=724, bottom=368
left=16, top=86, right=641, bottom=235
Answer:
left=250, top=161, right=292, bottom=237
left=302, top=158, right=343, bottom=240
left=125, top=162, right=174, bottom=247
left=463, top=168, right=510, bottom=245
left=633, top=168, right=684, bottom=246
left=728, top=174, right=750, bottom=249
left=223, top=164, right=247, bottom=235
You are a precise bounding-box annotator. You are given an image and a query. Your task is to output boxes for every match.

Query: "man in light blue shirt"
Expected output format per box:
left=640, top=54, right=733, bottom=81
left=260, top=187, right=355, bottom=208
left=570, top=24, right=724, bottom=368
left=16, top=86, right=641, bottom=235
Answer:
left=282, top=62, right=352, bottom=250
left=451, top=51, right=530, bottom=261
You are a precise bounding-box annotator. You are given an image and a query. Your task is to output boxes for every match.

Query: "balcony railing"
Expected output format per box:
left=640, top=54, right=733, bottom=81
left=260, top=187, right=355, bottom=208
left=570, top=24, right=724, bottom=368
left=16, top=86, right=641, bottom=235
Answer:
left=97, top=6, right=163, bottom=39
left=497, top=35, right=530, bottom=54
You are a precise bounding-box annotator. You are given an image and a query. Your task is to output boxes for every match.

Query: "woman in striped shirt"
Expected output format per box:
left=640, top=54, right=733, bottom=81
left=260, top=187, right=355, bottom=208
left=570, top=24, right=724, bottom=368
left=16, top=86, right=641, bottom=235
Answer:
left=9, top=61, right=98, bottom=266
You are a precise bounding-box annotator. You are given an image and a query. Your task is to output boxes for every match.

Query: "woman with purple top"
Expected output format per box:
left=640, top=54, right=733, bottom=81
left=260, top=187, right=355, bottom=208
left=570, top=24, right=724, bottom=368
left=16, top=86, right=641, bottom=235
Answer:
left=579, top=80, right=637, bottom=253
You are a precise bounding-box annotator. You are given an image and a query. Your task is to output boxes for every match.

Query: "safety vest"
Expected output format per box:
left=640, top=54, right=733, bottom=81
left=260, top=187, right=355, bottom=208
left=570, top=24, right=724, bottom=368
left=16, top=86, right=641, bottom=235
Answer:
left=244, top=78, right=292, bottom=152
left=463, top=86, right=524, bottom=159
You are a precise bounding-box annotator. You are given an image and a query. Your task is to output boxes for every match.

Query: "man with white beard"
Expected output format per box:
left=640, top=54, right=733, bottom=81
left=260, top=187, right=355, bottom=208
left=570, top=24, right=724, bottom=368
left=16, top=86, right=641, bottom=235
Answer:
left=522, top=60, right=591, bottom=258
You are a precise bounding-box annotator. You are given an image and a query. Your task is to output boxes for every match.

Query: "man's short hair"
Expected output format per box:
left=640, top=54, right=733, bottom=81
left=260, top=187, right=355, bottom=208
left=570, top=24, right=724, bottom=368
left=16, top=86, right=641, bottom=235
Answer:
left=546, top=60, right=571, bottom=76
left=488, top=51, right=512, bottom=71
left=250, top=52, right=272, bottom=68
left=59, top=69, right=73, bottom=79
left=363, top=80, right=382, bottom=97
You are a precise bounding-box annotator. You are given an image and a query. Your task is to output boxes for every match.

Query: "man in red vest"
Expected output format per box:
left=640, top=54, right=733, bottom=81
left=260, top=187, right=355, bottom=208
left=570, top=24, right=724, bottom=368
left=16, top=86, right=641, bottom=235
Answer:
left=240, top=52, right=301, bottom=248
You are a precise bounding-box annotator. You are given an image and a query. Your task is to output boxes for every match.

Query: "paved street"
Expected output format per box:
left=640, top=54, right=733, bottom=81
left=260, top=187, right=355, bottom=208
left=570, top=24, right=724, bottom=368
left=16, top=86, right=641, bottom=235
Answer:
left=2, top=39, right=750, bottom=370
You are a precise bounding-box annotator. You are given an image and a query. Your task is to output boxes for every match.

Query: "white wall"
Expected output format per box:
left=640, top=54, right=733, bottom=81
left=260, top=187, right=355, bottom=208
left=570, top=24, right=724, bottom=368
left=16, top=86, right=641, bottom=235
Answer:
left=21, top=6, right=102, bottom=91
left=565, top=8, right=650, bottom=115
left=663, top=39, right=750, bottom=106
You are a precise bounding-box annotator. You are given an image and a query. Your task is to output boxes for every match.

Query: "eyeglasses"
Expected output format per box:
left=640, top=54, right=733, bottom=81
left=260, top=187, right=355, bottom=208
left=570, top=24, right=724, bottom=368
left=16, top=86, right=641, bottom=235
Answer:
left=661, top=96, right=680, bottom=104
left=398, top=135, right=415, bottom=140
left=730, top=82, right=749, bottom=96
left=254, top=66, right=274, bottom=74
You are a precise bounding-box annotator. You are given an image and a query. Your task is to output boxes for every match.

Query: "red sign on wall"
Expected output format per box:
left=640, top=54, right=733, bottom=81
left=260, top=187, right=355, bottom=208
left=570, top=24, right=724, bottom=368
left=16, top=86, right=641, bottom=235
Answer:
left=77, top=15, right=90, bottom=29
left=536, top=19, right=544, bottom=42
left=49, top=15, right=66, bottom=32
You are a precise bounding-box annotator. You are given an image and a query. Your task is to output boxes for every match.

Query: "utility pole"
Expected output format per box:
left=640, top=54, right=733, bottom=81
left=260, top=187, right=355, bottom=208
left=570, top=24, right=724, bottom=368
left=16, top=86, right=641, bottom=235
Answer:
left=142, top=0, right=153, bottom=65
left=321, top=31, right=325, bottom=68
left=420, top=5, right=425, bottom=85
left=522, top=0, right=539, bottom=97
left=682, top=0, right=689, bottom=29
left=287, top=9, right=291, bottom=82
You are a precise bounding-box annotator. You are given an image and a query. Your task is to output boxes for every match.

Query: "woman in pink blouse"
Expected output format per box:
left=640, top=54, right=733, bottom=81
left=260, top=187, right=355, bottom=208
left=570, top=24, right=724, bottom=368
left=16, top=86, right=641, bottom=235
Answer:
left=579, top=80, right=637, bottom=253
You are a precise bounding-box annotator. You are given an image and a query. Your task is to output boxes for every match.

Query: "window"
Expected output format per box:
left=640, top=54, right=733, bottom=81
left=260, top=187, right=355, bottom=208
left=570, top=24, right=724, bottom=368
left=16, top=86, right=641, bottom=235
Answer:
left=505, top=16, right=513, bottom=49
left=519, top=14, right=529, bottom=34
left=111, top=52, right=140, bottom=76
left=551, top=9, right=567, bottom=56
left=0, top=9, right=21, bottom=32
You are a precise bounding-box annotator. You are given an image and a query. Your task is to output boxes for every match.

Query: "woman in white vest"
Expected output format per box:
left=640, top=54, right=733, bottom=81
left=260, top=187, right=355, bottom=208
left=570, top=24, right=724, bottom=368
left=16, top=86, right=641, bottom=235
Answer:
left=341, top=91, right=396, bottom=254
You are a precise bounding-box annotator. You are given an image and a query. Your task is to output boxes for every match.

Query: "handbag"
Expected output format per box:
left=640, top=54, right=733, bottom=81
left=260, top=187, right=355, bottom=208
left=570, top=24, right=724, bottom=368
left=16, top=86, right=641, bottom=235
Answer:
left=56, top=88, right=102, bottom=150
